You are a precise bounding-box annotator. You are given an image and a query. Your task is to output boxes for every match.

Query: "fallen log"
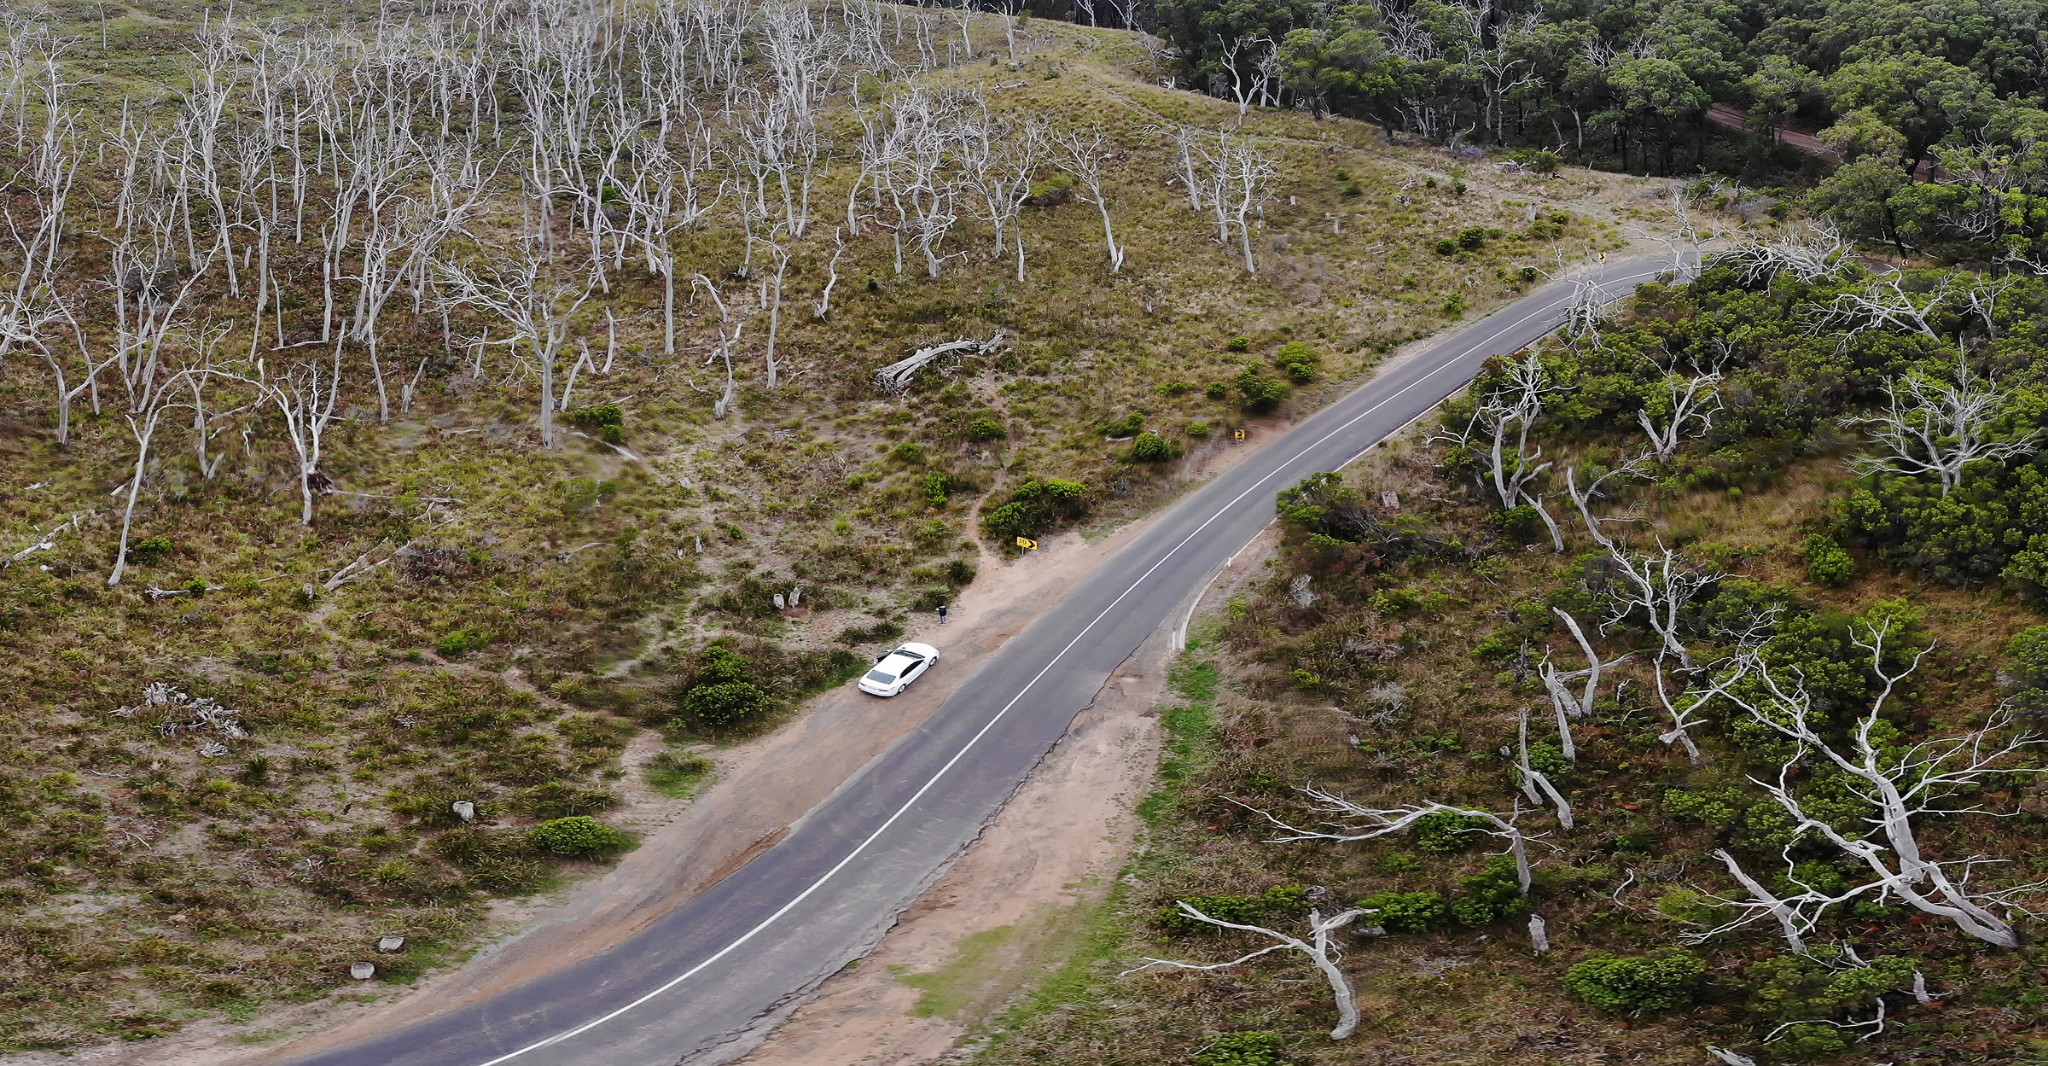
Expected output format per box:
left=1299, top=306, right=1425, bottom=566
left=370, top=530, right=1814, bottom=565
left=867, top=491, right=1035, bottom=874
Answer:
left=874, top=330, right=1006, bottom=395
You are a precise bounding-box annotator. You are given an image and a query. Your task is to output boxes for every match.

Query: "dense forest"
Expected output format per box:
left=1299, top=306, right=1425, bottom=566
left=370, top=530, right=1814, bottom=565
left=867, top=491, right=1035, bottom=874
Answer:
left=1136, top=0, right=2048, bottom=264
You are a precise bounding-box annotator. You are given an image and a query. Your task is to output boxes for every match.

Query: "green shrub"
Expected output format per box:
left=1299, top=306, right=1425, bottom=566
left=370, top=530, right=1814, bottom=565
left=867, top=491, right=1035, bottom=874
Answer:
left=1226, top=335, right=1252, bottom=352
left=1450, top=856, right=1529, bottom=926
left=1157, top=380, right=1194, bottom=396
left=1100, top=412, right=1144, bottom=438
left=1804, top=534, right=1855, bottom=586
left=568, top=404, right=624, bottom=439
left=128, top=535, right=174, bottom=562
left=1564, top=951, right=1706, bottom=1015
left=1205, top=380, right=1230, bottom=400
left=1236, top=367, right=1291, bottom=413
left=1026, top=173, right=1074, bottom=205
left=437, top=629, right=484, bottom=657
left=966, top=417, right=1006, bottom=442
left=1154, top=886, right=1311, bottom=934
left=1413, top=810, right=1490, bottom=851
left=1186, top=421, right=1212, bottom=438
left=1275, top=341, right=1319, bottom=383
left=677, top=680, right=770, bottom=729
left=2007, top=624, right=2048, bottom=705
left=1131, top=432, right=1172, bottom=462
left=891, top=441, right=925, bottom=463
left=1357, top=890, right=1449, bottom=933
left=1434, top=237, right=1457, bottom=255
left=982, top=501, right=1037, bottom=539
left=923, top=471, right=952, bottom=507
left=1193, top=1031, right=1294, bottom=1066
left=1498, top=504, right=1545, bottom=541
left=1440, top=293, right=1467, bottom=316
left=1457, top=226, right=1487, bottom=250
left=981, top=478, right=1090, bottom=540
left=1661, top=788, right=1739, bottom=826
left=528, top=816, right=633, bottom=858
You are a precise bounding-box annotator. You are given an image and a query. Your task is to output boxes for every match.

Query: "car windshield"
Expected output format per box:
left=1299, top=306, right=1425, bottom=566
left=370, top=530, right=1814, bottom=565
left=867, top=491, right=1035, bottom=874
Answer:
left=864, top=668, right=897, bottom=684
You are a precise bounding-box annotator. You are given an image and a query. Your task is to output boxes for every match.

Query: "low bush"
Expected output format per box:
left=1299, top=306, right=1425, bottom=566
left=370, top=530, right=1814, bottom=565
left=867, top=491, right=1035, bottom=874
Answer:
left=1413, top=810, right=1491, bottom=852
left=981, top=477, right=1091, bottom=540
left=1154, top=885, right=1312, bottom=935
left=1193, top=1031, right=1294, bottom=1066
left=1564, top=950, right=1706, bottom=1015
left=645, top=749, right=714, bottom=796
left=1236, top=367, right=1291, bottom=413
left=1101, top=412, right=1144, bottom=438
left=1275, top=341, right=1319, bottom=383
left=1357, top=890, right=1449, bottom=933
left=677, top=680, right=769, bottom=729
left=966, top=416, right=1006, bottom=442
left=1804, top=534, right=1855, bottom=586
left=1131, top=431, right=1172, bottom=462
left=528, top=816, right=633, bottom=858
left=1450, top=856, right=1529, bottom=926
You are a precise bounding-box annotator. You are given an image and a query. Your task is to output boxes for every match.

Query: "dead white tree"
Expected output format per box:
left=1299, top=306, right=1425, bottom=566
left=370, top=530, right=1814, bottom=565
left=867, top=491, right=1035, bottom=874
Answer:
left=1051, top=126, right=1124, bottom=274
left=1436, top=354, right=1565, bottom=550
left=109, top=364, right=199, bottom=588
left=239, top=350, right=343, bottom=525
left=1214, top=34, right=1280, bottom=124
left=1705, top=619, right=2048, bottom=948
left=1637, top=359, right=1724, bottom=462
left=1511, top=705, right=1575, bottom=828
left=1840, top=352, right=2037, bottom=497
left=1243, top=787, right=1538, bottom=893
left=1122, top=902, right=1372, bottom=1039
left=874, top=331, right=1005, bottom=394
left=692, top=273, right=743, bottom=419
left=438, top=254, right=595, bottom=449
left=1185, top=128, right=1279, bottom=273
left=1721, top=222, right=1853, bottom=286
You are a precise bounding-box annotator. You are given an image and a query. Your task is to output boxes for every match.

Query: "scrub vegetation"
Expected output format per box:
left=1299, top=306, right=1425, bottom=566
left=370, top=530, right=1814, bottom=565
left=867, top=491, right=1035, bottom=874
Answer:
left=0, top=0, right=1648, bottom=1052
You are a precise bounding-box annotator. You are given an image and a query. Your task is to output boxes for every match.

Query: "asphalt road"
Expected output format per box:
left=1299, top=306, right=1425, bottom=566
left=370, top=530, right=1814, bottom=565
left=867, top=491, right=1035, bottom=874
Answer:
left=283, top=257, right=1668, bottom=1066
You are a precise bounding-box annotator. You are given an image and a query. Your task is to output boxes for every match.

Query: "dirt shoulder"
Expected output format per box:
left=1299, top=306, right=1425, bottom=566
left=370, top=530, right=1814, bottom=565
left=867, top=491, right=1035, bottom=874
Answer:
left=732, top=525, right=1279, bottom=1066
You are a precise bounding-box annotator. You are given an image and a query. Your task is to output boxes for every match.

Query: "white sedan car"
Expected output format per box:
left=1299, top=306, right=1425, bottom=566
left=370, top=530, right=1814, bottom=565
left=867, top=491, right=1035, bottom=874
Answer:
left=859, top=643, right=940, bottom=697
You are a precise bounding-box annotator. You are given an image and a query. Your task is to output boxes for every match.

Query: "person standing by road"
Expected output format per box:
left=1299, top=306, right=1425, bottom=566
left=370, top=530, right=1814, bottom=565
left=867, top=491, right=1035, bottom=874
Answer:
left=937, top=603, right=949, bottom=625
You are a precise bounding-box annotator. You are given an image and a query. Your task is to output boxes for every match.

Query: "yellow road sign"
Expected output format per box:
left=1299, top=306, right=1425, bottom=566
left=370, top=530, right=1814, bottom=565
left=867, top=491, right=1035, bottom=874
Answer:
left=1233, top=428, right=1247, bottom=441
left=1015, top=536, right=1039, bottom=550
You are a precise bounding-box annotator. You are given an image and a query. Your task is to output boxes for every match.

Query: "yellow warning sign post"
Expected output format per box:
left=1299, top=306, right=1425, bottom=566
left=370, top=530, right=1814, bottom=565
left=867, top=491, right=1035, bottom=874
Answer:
left=1233, top=428, right=1247, bottom=441
left=1015, top=536, right=1039, bottom=551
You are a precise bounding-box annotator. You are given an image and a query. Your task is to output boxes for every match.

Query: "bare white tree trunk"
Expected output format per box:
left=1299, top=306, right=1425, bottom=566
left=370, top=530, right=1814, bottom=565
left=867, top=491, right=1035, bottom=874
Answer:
left=1123, top=903, right=1371, bottom=1039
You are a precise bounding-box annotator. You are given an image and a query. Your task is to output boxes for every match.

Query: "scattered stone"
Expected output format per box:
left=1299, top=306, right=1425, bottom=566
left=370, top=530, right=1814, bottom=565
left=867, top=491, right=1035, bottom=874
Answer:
left=350, top=962, right=376, bottom=980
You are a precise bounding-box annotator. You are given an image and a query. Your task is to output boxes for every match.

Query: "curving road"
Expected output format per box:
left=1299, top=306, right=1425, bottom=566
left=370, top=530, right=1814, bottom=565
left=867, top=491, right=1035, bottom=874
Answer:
left=283, top=258, right=1667, bottom=1066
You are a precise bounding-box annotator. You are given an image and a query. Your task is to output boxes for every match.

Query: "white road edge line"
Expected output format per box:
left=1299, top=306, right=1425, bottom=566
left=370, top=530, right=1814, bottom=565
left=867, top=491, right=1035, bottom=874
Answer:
left=471, top=267, right=1661, bottom=1066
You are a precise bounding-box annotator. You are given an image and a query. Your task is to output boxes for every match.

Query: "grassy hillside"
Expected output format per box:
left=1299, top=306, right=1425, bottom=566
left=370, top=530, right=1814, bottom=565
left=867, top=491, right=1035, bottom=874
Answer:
left=0, top=2, right=1654, bottom=1052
